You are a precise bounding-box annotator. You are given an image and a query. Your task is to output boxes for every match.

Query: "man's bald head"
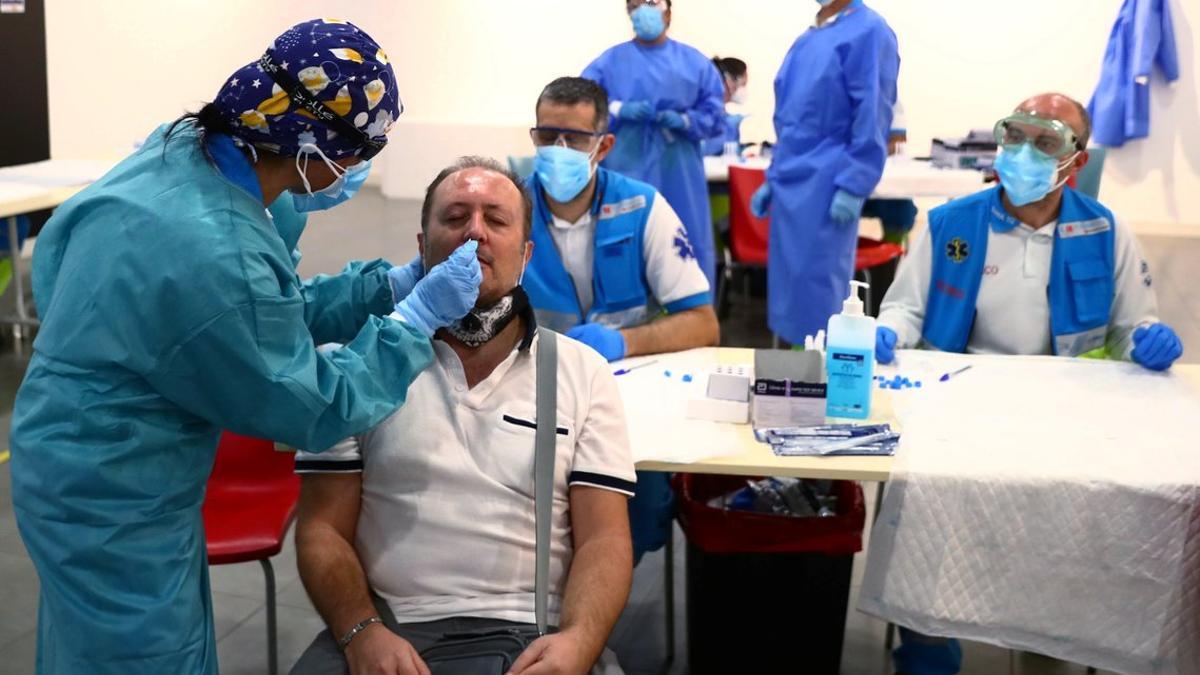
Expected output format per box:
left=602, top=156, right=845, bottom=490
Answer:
left=1014, top=93, right=1091, bottom=150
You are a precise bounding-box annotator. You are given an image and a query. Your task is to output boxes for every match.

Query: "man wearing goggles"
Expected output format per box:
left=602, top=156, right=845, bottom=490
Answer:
left=876, top=92, right=1181, bottom=374
left=522, top=76, right=718, bottom=565
left=582, top=0, right=727, bottom=290
left=873, top=93, right=1184, bottom=675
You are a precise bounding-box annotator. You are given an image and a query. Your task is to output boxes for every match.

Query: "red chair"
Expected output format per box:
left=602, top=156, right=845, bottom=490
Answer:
left=203, top=432, right=300, bottom=675
left=720, top=165, right=905, bottom=320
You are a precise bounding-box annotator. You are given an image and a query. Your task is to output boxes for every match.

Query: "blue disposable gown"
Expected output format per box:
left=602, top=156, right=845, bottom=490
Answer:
left=702, top=111, right=744, bottom=156
left=10, top=123, right=433, bottom=674
left=583, top=39, right=726, bottom=289
left=766, top=2, right=898, bottom=344
left=1088, top=0, right=1179, bottom=147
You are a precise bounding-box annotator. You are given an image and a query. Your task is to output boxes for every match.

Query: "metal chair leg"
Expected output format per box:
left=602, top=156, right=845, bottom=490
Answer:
left=261, top=558, right=278, bottom=675
left=662, top=530, right=676, bottom=674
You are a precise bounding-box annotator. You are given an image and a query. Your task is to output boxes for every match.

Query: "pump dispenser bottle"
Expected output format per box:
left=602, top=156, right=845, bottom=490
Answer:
left=825, top=281, right=875, bottom=419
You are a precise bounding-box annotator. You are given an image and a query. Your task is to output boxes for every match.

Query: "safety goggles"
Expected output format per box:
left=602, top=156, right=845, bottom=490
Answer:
left=626, top=0, right=667, bottom=11
left=529, top=126, right=605, bottom=153
left=259, top=50, right=400, bottom=161
left=993, top=112, right=1082, bottom=160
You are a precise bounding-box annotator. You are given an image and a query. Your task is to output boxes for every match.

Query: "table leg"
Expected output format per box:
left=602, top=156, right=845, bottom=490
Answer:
left=875, top=480, right=898, bottom=651
left=662, top=529, right=676, bottom=674
left=7, top=215, right=28, bottom=341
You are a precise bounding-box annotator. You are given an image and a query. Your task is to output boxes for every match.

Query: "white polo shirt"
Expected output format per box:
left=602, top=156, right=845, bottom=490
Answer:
left=547, top=192, right=711, bottom=315
left=295, top=322, right=636, bottom=626
left=879, top=214, right=1158, bottom=357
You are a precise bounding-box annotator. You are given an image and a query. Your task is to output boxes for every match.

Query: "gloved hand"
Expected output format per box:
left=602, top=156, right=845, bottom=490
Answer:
left=829, top=189, right=866, bottom=225
left=875, top=326, right=898, bottom=365
left=566, top=323, right=627, bottom=362
left=393, top=240, right=482, bottom=338
left=387, top=254, right=424, bottom=303
left=1131, top=322, right=1183, bottom=371
left=657, top=110, right=688, bottom=131
left=750, top=183, right=772, bottom=219
left=618, top=100, right=654, bottom=122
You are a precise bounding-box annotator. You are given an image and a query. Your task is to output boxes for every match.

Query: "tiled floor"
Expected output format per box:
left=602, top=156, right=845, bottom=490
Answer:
left=1, top=187, right=1196, bottom=674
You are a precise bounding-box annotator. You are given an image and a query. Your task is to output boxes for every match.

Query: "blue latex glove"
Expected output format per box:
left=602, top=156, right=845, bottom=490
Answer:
left=566, top=323, right=627, bottom=362
left=750, top=183, right=772, bottom=219
left=1131, top=322, right=1183, bottom=371
left=618, top=100, right=654, bottom=122
left=875, top=326, right=898, bottom=365
left=829, top=189, right=866, bottom=225
left=657, top=110, right=688, bottom=131
left=387, top=254, right=424, bottom=303
left=393, top=240, right=482, bottom=338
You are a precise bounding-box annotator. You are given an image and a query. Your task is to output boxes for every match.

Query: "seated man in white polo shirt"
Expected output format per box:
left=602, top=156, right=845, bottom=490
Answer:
left=290, top=156, right=636, bottom=675
left=524, top=76, right=719, bottom=564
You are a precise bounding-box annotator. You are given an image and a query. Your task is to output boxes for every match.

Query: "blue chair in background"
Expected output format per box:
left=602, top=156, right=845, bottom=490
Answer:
left=1074, top=146, right=1107, bottom=199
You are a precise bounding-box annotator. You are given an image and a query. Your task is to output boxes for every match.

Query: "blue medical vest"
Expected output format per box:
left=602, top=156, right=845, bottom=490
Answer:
left=525, top=168, right=659, bottom=332
left=923, top=186, right=1116, bottom=357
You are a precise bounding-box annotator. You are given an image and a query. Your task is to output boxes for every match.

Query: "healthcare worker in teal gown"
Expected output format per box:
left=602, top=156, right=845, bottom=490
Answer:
left=9, top=19, right=481, bottom=674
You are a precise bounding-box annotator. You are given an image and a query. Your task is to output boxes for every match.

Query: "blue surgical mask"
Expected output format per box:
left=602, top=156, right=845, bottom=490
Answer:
left=631, top=5, right=666, bottom=41
left=993, top=143, right=1074, bottom=207
left=291, top=144, right=372, bottom=212
left=534, top=145, right=597, bottom=204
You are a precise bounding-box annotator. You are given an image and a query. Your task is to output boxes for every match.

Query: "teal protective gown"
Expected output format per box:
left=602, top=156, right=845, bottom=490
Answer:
left=9, top=123, right=433, bottom=674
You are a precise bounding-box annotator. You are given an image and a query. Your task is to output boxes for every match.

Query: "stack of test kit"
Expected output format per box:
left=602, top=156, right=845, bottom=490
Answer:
left=755, top=424, right=899, bottom=457
left=685, top=364, right=752, bottom=424
left=750, top=348, right=827, bottom=428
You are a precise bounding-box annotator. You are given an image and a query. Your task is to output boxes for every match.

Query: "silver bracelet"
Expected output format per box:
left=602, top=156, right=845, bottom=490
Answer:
left=337, top=616, right=382, bottom=650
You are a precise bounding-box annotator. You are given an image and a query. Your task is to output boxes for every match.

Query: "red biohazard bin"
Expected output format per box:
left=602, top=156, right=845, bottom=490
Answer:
left=674, top=474, right=866, bottom=674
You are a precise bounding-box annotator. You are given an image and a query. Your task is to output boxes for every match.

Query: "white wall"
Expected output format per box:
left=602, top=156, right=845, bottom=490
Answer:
left=44, top=0, right=1200, bottom=227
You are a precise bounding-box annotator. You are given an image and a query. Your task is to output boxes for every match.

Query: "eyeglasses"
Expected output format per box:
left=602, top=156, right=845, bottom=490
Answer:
left=259, top=50, right=397, bottom=161
left=530, top=126, right=604, bottom=152
left=626, top=0, right=666, bottom=10
left=993, top=112, right=1082, bottom=159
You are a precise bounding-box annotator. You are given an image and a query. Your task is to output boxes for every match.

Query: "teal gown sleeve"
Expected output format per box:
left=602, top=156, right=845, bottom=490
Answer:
left=300, top=258, right=396, bottom=344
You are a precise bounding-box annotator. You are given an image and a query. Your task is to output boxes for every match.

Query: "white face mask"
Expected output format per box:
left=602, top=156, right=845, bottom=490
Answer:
left=730, top=87, right=748, bottom=105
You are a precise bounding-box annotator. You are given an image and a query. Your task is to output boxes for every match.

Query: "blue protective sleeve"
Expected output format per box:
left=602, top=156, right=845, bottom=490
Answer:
left=680, top=58, right=728, bottom=142
left=833, top=24, right=900, bottom=198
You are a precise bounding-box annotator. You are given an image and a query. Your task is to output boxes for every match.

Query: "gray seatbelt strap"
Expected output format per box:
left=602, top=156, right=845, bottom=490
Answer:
left=533, top=327, right=557, bottom=636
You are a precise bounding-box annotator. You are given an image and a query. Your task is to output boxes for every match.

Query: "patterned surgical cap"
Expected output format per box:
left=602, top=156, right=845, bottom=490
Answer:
left=212, top=18, right=401, bottom=158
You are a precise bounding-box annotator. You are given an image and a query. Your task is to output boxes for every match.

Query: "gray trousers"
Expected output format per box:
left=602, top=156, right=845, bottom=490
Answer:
left=290, top=596, right=623, bottom=675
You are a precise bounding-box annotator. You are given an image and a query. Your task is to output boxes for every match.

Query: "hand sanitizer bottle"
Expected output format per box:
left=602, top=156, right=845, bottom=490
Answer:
left=825, top=281, right=875, bottom=419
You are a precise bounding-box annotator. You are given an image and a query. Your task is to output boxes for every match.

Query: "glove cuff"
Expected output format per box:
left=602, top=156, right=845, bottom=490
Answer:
left=392, top=302, right=436, bottom=338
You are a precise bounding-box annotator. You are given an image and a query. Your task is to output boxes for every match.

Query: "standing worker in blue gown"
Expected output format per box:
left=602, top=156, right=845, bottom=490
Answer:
left=582, top=0, right=726, bottom=290
left=751, top=0, right=899, bottom=345
left=9, top=19, right=482, bottom=675
left=1088, top=0, right=1178, bottom=147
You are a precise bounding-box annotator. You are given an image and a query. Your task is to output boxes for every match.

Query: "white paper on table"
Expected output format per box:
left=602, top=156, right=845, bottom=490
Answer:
left=860, top=355, right=1200, bottom=675
left=0, top=159, right=118, bottom=187
left=614, top=348, right=754, bottom=465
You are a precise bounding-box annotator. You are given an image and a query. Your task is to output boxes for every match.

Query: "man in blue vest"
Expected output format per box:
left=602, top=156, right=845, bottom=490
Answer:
left=874, top=92, right=1182, bottom=674
left=524, top=76, right=719, bottom=563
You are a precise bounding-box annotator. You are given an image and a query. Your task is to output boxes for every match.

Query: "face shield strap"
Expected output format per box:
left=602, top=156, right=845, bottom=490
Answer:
left=258, top=50, right=387, bottom=160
